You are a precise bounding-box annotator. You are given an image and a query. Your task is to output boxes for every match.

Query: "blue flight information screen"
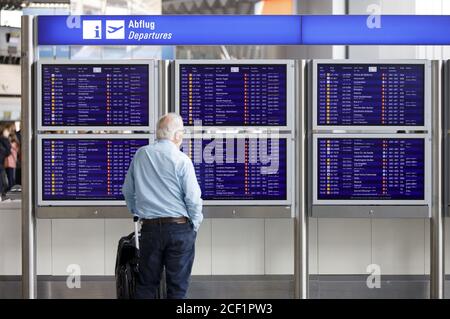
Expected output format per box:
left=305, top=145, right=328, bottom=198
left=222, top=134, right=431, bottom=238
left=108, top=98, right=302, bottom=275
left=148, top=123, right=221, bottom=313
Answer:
left=179, top=64, right=287, bottom=126
left=41, top=64, right=149, bottom=127
left=317, top=138, right=425, bottom=200
left=317, top=64, right=425, bottom=126
left=181, top=138, right=287, bottom=201
left=41, top=138, right=149, bottom=201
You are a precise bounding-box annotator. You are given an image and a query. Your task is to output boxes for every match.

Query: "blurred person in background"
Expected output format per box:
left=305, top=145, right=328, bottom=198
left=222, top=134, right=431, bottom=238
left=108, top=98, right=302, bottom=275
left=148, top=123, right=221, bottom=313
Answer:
left=4, top=123, right=20, bottom=190
left=15, top=124, right=21, bottom=185
left=0, top=125, right=11, bottom=195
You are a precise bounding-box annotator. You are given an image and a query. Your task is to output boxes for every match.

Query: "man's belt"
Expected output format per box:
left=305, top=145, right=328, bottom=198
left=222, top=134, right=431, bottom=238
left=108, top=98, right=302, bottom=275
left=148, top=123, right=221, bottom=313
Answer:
left=142, top=217, right=188, bottom=225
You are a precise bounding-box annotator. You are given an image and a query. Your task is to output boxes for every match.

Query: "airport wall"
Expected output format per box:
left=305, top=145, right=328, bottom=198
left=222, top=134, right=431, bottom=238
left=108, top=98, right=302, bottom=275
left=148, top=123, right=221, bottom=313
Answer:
left=2, top=204, right=449, bottom=276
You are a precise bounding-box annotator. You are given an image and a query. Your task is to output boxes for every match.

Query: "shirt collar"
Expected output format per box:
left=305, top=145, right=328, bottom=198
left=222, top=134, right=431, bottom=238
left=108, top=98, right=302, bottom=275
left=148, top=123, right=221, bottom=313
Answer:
left=157, top=139, right=178, bottom=149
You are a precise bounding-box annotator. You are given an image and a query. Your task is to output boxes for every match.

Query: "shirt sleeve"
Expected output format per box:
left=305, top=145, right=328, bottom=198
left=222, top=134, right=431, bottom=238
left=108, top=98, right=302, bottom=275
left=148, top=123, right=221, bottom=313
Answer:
left=180, top=158, right=203, bottom=232
left=122, top=156, right=137, bottom=215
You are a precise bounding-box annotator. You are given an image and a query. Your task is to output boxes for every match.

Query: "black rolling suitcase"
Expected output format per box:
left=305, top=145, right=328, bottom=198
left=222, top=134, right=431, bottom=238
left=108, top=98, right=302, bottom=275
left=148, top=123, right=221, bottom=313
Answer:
left=115, top=216, right=166, bottom=299
left=115, top=216, right=140, bottom=299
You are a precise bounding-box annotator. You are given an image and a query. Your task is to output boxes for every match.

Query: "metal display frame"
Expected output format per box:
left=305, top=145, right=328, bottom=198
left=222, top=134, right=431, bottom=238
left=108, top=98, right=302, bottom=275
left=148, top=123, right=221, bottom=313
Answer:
left=21, top=14, right=37, bottom=300
left=294, top=60, right=308, bottom=299
left=36, top=60, right=157, bottom=132
left=312, top=59, right=432, bottom=132
left=312, top=133, right=431, bottom=206
left=23, top=16, right=306, bottom=299
left=430, top=60, right=444, bottom=299
left=22, top=18, right=166, bottom=297
left=309, top=59, right=433, bottom=219
left=308, top=59, right=444, bottom=299
left=174, top=59, right=295, bottom=132
left=181, top=132, right=294, bottom=208
left=36, top=134, right=154, bottom=207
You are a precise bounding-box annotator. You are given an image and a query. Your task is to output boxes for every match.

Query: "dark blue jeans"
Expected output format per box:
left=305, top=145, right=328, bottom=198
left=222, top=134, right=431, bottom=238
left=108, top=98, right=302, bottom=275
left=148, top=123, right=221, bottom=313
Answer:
left=135, top=222, right=196, bottom=299
left=6, top=168, right=15, bottom=191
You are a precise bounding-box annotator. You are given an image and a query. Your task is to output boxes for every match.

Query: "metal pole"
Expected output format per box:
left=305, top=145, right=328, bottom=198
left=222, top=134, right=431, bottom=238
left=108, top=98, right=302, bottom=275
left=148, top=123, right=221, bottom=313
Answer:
left=294, top=60, right=308, bottom=299
left=430, top=60, right=445, bottom=299
left=21, top=15, right=37, bottom=299
left=344, top=0, right=350, bottom=59
left=160, top=60, right=170, bottom=115
left=330, top=0, right=348, bottom=59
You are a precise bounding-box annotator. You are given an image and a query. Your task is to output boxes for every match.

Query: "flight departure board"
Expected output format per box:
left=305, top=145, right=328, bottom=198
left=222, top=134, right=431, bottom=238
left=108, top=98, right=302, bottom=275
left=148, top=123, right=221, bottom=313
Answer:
left=181, top=137, right=288, bottom=202
left=316, top=137, right=426, bottom=201
left=316, top=63, right=426, bottom=127
left=39, top=136, right=149, bottom=204
left=39, top=63, right=151, bottom=129
left=178, top=62, right=289, bottom=127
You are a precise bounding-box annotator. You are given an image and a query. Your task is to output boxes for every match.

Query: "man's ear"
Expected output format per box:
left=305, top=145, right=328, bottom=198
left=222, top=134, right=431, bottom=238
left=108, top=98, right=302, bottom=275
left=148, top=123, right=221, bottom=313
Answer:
left=174, top=131, right=182, bottom=143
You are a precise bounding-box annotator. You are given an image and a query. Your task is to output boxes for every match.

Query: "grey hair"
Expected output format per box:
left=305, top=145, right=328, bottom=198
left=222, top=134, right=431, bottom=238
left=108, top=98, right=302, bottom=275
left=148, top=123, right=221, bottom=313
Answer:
left=156, top=113, right=184, bottom=140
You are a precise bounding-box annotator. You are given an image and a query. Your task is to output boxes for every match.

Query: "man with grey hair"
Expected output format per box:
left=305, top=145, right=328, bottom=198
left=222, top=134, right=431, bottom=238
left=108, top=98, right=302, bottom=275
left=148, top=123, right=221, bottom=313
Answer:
left=122, top=113, right=203, bottom=299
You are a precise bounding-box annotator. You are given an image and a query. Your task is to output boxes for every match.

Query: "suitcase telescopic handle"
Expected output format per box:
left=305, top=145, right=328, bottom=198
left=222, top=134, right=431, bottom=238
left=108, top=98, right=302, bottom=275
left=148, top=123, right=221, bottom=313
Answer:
left=133, top=216, right=140, bottom=250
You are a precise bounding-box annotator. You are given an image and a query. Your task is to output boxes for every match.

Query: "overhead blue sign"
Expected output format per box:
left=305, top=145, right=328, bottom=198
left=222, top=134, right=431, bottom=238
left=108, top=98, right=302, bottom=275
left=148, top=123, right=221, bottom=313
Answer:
left=37, top=15, right=450, bottom=46
left=37, top=15, right=302, bottom=45
left=302, top=15, right=450, bottom=45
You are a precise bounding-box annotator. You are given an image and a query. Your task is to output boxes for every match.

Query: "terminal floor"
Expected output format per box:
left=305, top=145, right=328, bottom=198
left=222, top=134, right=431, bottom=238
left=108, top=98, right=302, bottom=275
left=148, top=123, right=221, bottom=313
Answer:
left=1, top=275, right=449, bottom=299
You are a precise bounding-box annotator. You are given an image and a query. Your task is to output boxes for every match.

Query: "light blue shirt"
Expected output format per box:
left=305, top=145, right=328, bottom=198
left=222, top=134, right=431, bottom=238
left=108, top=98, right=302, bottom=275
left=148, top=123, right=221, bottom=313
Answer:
left=122, top=139, right=203, bottom=232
